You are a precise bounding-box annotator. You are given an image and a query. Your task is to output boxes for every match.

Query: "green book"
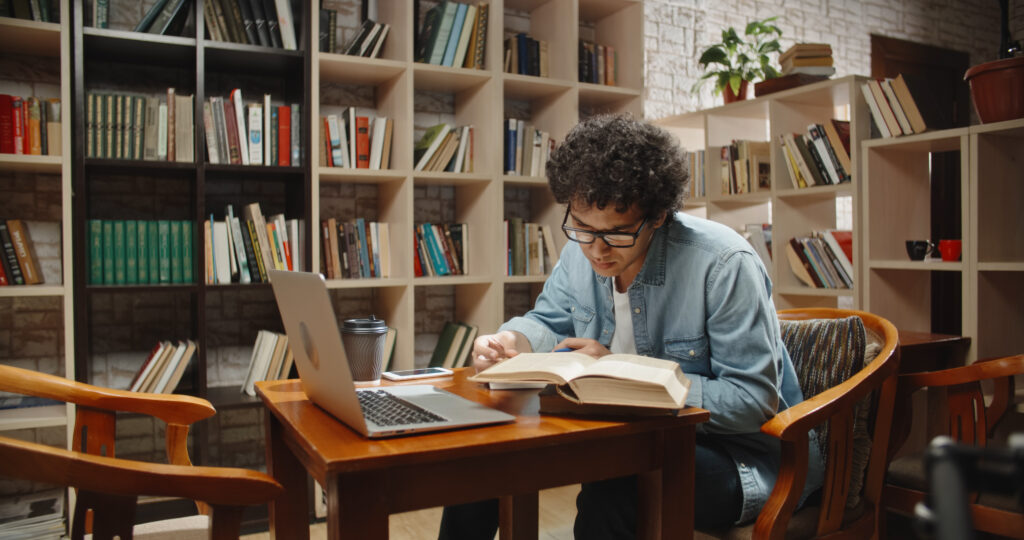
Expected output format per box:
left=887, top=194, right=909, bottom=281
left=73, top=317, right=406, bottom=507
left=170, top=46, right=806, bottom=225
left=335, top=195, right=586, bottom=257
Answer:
left=180, top=220, right=193, bottom=283
left=157, top=220, right=171, bottom=283
left=428, top=321, right=463, bottom=368
left=88, top=219, right=103, bottom=285
left=125, top=219, right=138, bottom=284
left=113, top=220, right=126, bottom=284
left=100, top=221, right=113, bottom=284
left=170, top=220, right=182, bottom=283
left=147, top=220, right=159, bottom=284
left=136, top=220, right=149, bottom=284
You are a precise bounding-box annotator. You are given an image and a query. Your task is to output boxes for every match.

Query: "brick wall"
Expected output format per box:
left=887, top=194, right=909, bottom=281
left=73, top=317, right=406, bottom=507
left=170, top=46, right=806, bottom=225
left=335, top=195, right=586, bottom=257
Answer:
left=644, top=0, right=1024, bottom=118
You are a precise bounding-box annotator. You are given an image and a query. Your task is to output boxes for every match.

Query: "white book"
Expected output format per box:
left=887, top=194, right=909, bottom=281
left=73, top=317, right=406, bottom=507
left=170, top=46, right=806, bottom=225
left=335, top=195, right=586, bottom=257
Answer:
left=248, top=103, right=263, bottom=165
left=231, top=89, right=250, bottom=164
left=378, top=222, right=390, bottom=278
left=202, top=101, right=219, bottom=164
left=270, top=213, right=289, bottom=270
left=538, top=131, right=550, bottom=177
left=806, top=124, right=842, bottom=185
left=414, top=123, right=451, bottom=171
left=287, top=218, right=301, bottom=272
left=242, top=331, right=270, bottom=396
left=453, top=125, right=470, bottom=173
left=326, top=114, right=349, bottom=168
left=369, top=116, right=387, bottom=169
left=157, top=102, right=168, bottom=160
left=861, top=83, right=893, bottom=138
left=368, top=23, right=390, bottom=59
left=212, top=220, right=232, bottom=284
left=273, top=0, right=297, bottom=50
left=263, top=93, right=272, bottom=164
left=530, top=128, right=543, bottom=176
left=290, top=103, right=300, bottom=166
left=152, top=341, right=187, bottom=394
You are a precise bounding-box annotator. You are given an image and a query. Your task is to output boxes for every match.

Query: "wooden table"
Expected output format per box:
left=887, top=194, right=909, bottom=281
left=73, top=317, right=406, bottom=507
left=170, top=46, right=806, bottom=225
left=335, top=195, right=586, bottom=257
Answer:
left=256, top=369, right=710, bottom=540
left=897, top=330, right=971, bottom=374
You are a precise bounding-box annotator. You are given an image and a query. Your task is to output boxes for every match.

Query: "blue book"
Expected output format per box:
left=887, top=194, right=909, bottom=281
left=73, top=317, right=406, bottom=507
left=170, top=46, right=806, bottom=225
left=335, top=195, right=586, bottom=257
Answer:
left=441, top=3, right=467, bottom=67
left=423, top=223, right=450, bottom=276
left=355, top=217, right=371, bottom=278
left=428, top=2, right=459, bottom=65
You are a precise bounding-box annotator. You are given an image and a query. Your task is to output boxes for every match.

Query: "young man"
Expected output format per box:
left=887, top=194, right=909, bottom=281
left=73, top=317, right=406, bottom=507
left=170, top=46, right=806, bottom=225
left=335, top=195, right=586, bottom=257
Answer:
left=439, top=114, right=823, bottom=539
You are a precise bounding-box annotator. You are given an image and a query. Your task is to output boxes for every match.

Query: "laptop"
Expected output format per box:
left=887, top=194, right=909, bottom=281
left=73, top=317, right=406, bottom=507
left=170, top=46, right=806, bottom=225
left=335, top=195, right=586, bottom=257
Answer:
left=268, top=270, right=515, bottom=438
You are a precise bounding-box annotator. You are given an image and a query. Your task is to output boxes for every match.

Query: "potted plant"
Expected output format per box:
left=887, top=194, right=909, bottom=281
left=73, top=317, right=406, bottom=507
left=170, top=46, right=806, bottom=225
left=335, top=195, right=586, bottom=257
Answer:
left=963, top=0, right=1023, bottom=123
left=693, top=17, right=783, bottom=103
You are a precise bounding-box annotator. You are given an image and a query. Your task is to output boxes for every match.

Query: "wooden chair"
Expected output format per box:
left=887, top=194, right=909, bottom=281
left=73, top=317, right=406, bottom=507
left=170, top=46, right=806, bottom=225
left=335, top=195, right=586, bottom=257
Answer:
left=882, top=354, right=1024, bottom=539
left=697, top=307, right=901, bottom=540
left=0, top=364, right=283, bottom=540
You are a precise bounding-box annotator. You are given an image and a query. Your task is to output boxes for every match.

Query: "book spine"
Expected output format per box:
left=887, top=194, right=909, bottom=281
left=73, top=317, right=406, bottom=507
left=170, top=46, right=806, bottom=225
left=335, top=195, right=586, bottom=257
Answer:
left=181, top=220, right=193, bottom=283
left=245, top=219, right=268, bottom=281
left=147, top=220, right=159, bottom=284
left=137, top=220, right=149, bottom=284
left=290, top=103, right=300, bottom=166
left=157, top=220, right=171, bottom=283
left=0, top=222, right=25, bottom=285
left=355, top=115, right=370, bottom=168
left=125, top=219, right=138, bottom=284
left=239, top=218, right=261, bottom=282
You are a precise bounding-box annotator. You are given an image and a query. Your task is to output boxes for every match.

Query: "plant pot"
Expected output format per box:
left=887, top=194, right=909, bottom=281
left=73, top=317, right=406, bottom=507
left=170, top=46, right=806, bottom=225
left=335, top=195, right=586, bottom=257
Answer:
left=723, top=80, right=749, bottom=103
left=964, top=55, right=1024, bottom=123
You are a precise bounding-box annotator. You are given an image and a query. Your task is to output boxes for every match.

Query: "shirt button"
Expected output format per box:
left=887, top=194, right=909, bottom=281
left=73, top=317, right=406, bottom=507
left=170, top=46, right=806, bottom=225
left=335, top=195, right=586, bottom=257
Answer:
left=570, top=307, right=575, bottom=312
left=689, top=350, right=696, bottom=356
left=633, top=308, right=640, bottom=314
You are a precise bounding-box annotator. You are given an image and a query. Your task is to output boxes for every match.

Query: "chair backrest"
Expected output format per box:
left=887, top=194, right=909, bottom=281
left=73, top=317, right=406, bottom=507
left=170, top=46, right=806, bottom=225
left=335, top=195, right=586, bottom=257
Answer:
left=0, top=364, right=282, bottom=540
left=761, top=308, right=900, bottom=539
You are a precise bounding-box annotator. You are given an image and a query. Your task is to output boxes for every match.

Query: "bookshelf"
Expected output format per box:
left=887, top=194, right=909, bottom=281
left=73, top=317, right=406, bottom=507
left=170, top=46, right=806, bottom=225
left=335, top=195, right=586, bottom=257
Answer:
left=861, top=117, right=1024, bottom=364
left=654, top=75, right=872, bottom=310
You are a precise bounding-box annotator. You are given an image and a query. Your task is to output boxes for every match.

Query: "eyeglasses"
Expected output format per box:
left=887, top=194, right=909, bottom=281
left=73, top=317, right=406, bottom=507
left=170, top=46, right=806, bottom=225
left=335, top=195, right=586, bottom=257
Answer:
left=561, top=207, right=649, bottom=248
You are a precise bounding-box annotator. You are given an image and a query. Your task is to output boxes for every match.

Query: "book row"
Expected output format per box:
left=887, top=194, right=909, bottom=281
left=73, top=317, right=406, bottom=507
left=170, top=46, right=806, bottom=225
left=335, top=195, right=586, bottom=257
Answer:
left=861, top=74, right=927, bottom=138
left=85, top=90, right=194, bottom=162
left=720, top=140, right=771, bottom=195
left=240, top=329, right=294, bottom=396
left=200, top=0, right=298, bottom=49
left=413, top=222, right=467, bottom=278
left=320, top=218, right=392, bottom=280
left=578, top=40, right=618, bottom=86
left=412, top=123, right=474, bottom=173
left=785, top=230, right=854, bottom=289
left=504, top=33, right=549, bottom=78
left=320, top=110, right=394, bottom=170
left=505, top=218, right=558, bottom=277
left=87, top=219, right=194, bottom=286
left=128, top=339, right=198, bottom=394
left=0, top=219, right=44, bottom=286
left=205, top=202, right=303, bottom=285
left=416, top=1, right=489, bottom=70
left=504, top=119, right=554, bottom=177
left=1, top=0, right=54, bottom=22
left=428, top=320, right=480, bottom=370
left=319, top=14, right=390, bottom=59
left=204, top=90, right=301, bottom=166
left=778, top=119, right=852, bottom=189
left=0, top=95, right=61, bottom=156
left=684, top=150, right=707, bottom=198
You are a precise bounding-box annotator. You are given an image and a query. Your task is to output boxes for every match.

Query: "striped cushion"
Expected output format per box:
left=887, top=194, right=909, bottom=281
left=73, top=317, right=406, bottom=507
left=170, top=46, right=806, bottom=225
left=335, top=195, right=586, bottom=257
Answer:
left=780, top=316, right=869, bottom=508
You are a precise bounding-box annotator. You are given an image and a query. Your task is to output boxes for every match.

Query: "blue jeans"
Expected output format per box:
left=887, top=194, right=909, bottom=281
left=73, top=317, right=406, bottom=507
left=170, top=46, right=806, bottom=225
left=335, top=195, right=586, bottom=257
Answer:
left=438, top=435, right=743, bottom=540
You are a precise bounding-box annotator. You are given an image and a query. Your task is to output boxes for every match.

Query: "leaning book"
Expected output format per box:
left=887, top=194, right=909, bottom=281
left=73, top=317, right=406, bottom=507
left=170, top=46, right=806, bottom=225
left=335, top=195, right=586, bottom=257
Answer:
left=469, top=351, right=690, bottom=409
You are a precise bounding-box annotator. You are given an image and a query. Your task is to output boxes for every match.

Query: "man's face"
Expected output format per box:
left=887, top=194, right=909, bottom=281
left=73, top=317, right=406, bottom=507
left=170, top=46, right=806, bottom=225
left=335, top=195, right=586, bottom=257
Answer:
left=565, top=203, right=661, bottom=284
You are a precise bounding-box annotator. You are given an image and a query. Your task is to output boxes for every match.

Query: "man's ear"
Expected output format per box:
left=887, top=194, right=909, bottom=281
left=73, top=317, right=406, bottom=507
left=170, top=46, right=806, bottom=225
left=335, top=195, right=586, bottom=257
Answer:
left=652, top=211, right=670, bottom=229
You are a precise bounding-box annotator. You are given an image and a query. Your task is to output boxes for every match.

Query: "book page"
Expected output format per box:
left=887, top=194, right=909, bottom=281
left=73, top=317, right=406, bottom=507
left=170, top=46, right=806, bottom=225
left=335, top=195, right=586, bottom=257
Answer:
left=581, top=354, right=680, bottom=383
left=469, top=351, right=596, bottom=385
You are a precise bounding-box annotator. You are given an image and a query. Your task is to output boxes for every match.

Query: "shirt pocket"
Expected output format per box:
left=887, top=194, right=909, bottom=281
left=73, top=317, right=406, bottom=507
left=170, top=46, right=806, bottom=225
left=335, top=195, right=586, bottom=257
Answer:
left=664, top=336, right=710, bottom=373
left=568, top=302, right=595, bottom=337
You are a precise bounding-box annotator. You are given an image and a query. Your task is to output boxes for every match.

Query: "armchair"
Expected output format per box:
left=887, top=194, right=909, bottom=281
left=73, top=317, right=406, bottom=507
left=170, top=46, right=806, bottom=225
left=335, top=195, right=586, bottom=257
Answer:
left=0, top=364, right=282, bottom=540
left=697, top=307, right=901, bottom=540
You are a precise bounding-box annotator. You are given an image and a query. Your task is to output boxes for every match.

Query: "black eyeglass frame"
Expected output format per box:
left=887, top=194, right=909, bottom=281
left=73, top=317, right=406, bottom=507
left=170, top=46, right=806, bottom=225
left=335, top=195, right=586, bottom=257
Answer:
left=560, top=207, right=650, bottom=248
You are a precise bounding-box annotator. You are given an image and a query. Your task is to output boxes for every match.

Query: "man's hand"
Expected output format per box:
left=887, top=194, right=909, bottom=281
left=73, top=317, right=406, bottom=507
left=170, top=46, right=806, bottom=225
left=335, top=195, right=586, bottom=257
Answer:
left=471, top=331, right=529, bottom=373
left=553, top=337, right=610, bottom=359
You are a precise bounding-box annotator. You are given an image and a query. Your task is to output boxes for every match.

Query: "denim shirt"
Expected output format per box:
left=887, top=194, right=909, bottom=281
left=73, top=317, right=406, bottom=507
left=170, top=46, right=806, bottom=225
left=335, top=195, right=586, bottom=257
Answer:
left=500, top=212, right=824, bottom=524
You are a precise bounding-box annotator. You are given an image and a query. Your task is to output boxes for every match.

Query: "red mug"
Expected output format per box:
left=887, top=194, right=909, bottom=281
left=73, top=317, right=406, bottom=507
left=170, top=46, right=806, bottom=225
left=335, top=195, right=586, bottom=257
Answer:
left=938, top=239, right=962, bottom=262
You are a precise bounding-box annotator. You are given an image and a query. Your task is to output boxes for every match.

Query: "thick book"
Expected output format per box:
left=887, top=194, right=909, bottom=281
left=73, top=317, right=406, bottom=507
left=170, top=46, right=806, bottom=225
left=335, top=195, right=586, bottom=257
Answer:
left=890, top=74, right=927, bottom=134
left=6, top=219, right=42, bottom=285
left=470, top=351, right=691, bottom=409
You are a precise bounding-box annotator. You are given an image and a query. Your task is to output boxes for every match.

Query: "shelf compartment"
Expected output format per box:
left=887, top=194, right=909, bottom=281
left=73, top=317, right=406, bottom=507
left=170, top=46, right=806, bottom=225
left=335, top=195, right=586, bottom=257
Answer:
left=83, top=27, right=195, bottom=67
left=973, top=120, right=1024, bottom=264
left=414, top=64, right=491, bottom=93
left=0, top=154, right=63, bottom=173
left=319, top=54, right=405, bottom=85
left=974, top=270, right=1024, bottom=359
left=503, top=75, right=575, bottom=101
left=0, top=17, right=60, bottom=56
left=318, top=168, right=407, bottom=183
left=205, top=44, right=304, bottom=78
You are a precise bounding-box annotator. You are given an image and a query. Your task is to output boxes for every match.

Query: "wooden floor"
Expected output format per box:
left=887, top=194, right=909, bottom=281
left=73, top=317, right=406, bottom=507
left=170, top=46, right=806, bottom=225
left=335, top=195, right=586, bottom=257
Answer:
left=242, top=484, right=580, bottom=540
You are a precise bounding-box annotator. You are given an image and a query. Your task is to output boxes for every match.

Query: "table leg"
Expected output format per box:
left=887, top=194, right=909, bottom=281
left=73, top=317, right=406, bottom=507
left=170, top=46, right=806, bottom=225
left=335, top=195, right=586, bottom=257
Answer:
left=331, top=471, right=389, bottom=540
left=638, top=426, right=692, bottom=540
left=266, top=412, right=309, bottom=540
left=499, top=492, right=539, bottom=540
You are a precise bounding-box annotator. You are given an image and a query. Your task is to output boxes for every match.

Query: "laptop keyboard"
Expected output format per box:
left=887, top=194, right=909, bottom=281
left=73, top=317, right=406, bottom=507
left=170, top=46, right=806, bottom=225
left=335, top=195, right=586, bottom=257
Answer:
left=358, top=389, right=448, bottom=426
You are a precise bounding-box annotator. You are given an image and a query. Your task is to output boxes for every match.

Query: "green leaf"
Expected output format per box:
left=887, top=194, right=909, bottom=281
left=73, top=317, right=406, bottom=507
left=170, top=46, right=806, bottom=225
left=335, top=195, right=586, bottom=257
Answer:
left=698, top=46, right=729, bottom=67
left=729, top=73, right=742, bottom=94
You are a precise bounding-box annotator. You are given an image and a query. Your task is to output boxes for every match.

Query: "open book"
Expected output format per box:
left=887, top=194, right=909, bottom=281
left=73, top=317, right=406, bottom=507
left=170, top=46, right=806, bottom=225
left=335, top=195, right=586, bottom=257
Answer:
left=469, top=351, right=690, bottom=409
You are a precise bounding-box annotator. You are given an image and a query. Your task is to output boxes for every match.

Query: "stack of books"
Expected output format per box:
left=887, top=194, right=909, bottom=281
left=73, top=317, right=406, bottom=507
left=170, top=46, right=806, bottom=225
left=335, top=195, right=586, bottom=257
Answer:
left=415, top=1, right=489, bottom=69
left=413, top=123, right=473, bottom=173
left=860, top=74, right=927, bottom=138
left=320, top=217, right=391, bottom=280
left=240, top=330, right=294, bottom=396
left=504, top=33, right=549, bottom=78
left=85, top=89, right=194, bottom=162
left=504, top=119, right=554, bottom=177
left=777, top=120, right=852, bottom=189
left=205, top=203, right=301, bottom=285
left=414, top=222, right=467, bottom=277
left=719, top=140, right=771, bottom=194
left=87, top=219, right=194, bottom=286
left=204, top=90, right=301, bottom=167
left=785, top=230, right=854, bottom=289
left=755, top=43, right=834, bottom=96
left=578, top=40, right=617, bottom=85
left=321, top=109, right=394, bottom=170
left=0, top=95, right=61, bottom=157
left=128, top=340, right=198, bottom=394
left=504, top=219, right=558, bottom=277
left=320, top=15, right=390, bottom=58
left=428, top=321, right=479, bottom=369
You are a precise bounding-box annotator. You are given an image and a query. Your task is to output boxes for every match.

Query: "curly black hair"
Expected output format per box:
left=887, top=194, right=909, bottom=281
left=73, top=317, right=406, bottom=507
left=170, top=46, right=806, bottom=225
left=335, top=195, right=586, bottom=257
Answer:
left=546, top=113, right=688, bottom=219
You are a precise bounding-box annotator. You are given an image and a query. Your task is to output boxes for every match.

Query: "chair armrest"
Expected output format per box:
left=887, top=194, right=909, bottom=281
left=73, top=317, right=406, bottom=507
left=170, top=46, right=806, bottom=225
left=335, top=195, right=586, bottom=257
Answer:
left=761, top=345, right=900, bottom=441
left=0, top=365, right=215, bottom=426
left=899, top=354, right=1024, bottom=389
left=0, top=436, right=282, bottom=506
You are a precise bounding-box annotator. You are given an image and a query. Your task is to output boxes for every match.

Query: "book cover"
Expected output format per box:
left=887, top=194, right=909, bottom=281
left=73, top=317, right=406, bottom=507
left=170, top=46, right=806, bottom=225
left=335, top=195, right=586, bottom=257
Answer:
left=181, top=220, right=193, bottom=283
left=441, top=3, right=467, bottom=67
left=785, top=237, right=820, bottom=287
left=244, top=202, right=275, bottom=276
left=822, top=119, right=852, bottom=177
left=226, top=206, right=251, bottom=284
left=278, top=105, right=291, bottom=166
left=239, top=218, right=262, bottom=282
left=429, top=321, right=463, bottom=368
left=249, top=0, right=272, bottom=46
left=263, top=94, right=272, bottom=164
left=161, top=339, right=197, bottom=393
left=354, top=115, right=370, bottom=168
left=129, top=341, right=166, bottom=392
left=137, top=220, right=149, bottom=284
left=261, top=0, right=283, bottom=47
left=273, top=0, right=297, bottom=49
left=890, top=74, right=928, bottom=134
left=881, top=78, right=914, bottom=135
left=0, top=221, right=25, bottom=285
left=290, top=104, right=300, bottom=166
left=247, top=102, right=263, bottom=165
left=157, top=220, right=171, bottom=283
left=368, top=23, right=390, bottom=58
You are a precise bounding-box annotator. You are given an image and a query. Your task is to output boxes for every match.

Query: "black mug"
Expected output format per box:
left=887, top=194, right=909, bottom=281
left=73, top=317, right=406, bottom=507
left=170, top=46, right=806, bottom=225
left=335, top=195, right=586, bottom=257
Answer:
left=906, top=240, right=935, bottom=261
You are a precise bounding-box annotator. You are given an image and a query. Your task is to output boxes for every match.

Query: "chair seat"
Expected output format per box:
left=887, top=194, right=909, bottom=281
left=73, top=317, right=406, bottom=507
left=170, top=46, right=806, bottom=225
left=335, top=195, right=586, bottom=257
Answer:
left=85, top=514, right=210, bottom=540
left=887, top=453, right=1021, bottom=513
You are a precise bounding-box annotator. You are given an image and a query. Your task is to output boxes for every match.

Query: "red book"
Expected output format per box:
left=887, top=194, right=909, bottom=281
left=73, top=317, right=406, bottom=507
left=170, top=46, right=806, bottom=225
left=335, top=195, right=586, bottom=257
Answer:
left=827, top=230, right=854, bottom=263
left=11, top=97, right=25, bottom=155
left=0, top=95, right=14, bottom=154
left=222, top=99, right=241, bottom=164
left=412, top=234, right=423, bottom=277
left=278, top=105, right=291, bottom=166
left=355, top=115, right=370, bottom=168
left=21, top=97, right=29, bottom=154
left=0, top=249, right=8, bottom=285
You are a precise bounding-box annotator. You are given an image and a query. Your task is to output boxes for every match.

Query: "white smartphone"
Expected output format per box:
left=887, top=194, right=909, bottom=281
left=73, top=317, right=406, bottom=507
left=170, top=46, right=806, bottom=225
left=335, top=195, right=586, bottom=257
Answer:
left=382, top=367, right=453, bottom=381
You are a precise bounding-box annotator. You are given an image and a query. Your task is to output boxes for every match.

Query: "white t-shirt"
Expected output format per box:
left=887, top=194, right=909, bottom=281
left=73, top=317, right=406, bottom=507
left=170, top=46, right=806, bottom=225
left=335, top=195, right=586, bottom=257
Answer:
left=608, top=284, right=637, bottom=355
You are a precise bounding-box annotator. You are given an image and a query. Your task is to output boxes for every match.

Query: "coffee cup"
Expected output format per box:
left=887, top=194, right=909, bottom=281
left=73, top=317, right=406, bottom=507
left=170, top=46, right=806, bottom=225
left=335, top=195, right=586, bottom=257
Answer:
left=905, top=240, right=935, bottom=261
left=938, top=239, right=962, bottom=262
left=340, top=316, right=388, bottom=383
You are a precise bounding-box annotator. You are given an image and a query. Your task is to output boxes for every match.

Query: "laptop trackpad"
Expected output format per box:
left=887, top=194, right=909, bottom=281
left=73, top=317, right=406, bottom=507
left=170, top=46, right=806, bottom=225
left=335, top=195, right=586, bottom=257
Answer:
left=388, top=385, right=514, bottom=422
